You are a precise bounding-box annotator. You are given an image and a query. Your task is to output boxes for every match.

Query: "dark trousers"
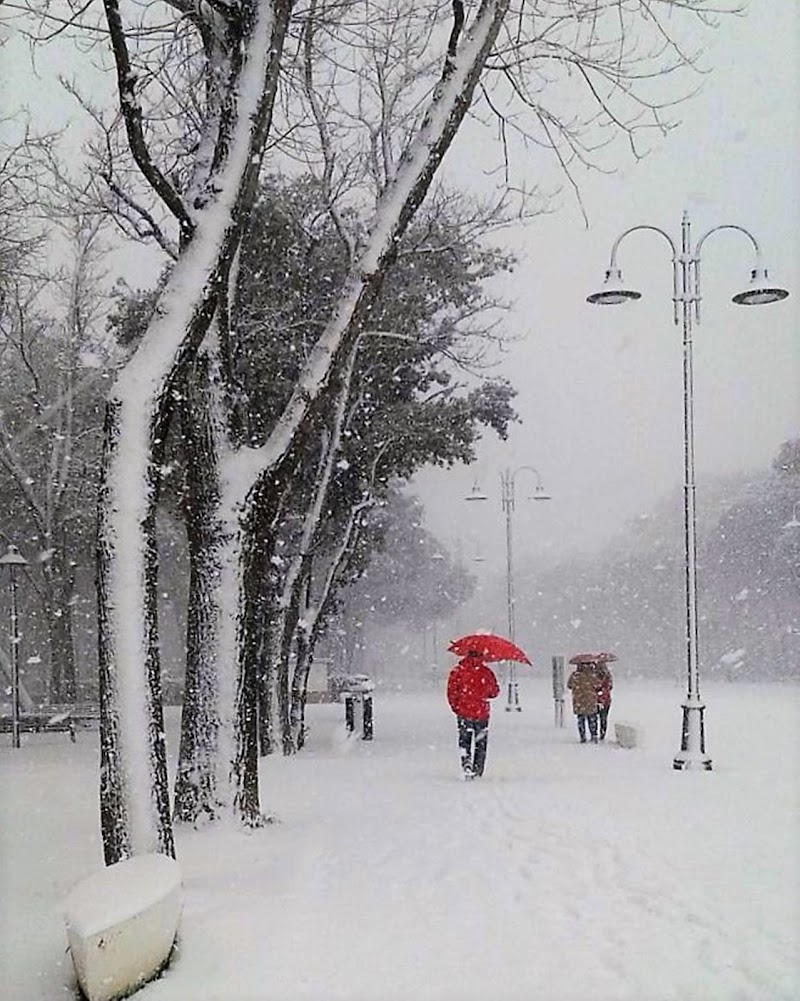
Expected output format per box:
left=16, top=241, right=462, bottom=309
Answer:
left=577, top=713, right=598, bottom=742
left=598, top=705, right=610, bottom=740
left=457, top=717, right=489, bottom=776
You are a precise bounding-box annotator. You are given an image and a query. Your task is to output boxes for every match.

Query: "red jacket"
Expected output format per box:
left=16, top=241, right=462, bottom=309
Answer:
left=447, top=659, right=500, bottom=721
left=594, top=665, right=613, bottom=709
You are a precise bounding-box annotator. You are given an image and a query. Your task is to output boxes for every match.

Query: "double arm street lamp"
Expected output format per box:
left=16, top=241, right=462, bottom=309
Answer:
left=1, top=544, right=29, bottom=749
left=467, top=467, right=551, bottom=711
left=588, top=210, right=789, bottom=770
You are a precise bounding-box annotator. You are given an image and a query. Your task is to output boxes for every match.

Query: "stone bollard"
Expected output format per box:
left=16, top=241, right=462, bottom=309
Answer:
left=552, top=655, right=565, bottom=728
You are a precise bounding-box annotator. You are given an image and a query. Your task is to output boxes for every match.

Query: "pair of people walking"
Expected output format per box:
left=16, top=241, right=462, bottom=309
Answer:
left=567, top=660, right=613, bottom=743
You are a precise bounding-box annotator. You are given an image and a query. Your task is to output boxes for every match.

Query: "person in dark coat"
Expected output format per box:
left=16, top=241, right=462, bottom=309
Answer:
left=567, top=662, right=601, bottom=743
left=593, top=663, right=614, bottom=740
left=446, top=650, right=500, bottom=779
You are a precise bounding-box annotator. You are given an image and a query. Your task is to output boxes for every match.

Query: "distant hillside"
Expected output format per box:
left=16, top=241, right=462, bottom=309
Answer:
left=516, top=466, right=800, bottom=681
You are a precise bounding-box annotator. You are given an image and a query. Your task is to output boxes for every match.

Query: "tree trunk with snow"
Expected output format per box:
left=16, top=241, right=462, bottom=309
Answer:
left=98, top=399, right=174, bottom=863
left=97, top=0, right=293, bottom=860
left=173, top=358, right=226, bottom=825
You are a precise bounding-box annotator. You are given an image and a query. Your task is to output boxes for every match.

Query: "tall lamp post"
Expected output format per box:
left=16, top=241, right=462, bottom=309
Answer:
left=587, top=209, right=789, bottom=770
left=467, top=467, right=551, bottom=711
left=1, top=544, right=29, bottom=749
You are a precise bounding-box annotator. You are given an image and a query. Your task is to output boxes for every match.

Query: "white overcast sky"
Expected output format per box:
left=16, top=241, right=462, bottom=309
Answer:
left=417, top=0, right=800, bottom=566
left=2, top=1, right=798, bottom=569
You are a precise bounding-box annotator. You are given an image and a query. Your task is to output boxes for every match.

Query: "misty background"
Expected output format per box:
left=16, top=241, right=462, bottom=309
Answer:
left=2, top=0, right=798, bottom=693
left=407, top=0, right=800, bottom=681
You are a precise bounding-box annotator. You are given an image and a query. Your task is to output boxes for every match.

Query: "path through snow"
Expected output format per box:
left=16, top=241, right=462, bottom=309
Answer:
left=1, top=678, right=798, bottom=1000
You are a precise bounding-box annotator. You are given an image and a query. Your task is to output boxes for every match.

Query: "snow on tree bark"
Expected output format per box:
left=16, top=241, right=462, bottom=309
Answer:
left=174, top=352, right=226, bottom=825
left=98, top=0, right=292, bottom=860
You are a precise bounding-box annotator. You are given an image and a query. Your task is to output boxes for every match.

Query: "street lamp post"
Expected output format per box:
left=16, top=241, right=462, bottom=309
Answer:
left=0, top=544, right=29, bottom=749
left=467, top=467, right=551, bottom=711
left=588, top=209, right=789, bottom=770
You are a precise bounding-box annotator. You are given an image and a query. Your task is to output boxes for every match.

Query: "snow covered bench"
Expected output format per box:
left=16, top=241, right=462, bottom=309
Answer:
left=49, top=702, right=102, bottom=731
left=0, top=710, right=76, bottom=741
left=64, top=853, right=183, bottom=1001
left=614, top=722, right=640, bottom=749
left=1, top=702, right=101, bottom=743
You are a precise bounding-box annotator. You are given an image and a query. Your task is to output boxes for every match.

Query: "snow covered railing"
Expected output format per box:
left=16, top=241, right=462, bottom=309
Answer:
left=614, top=722, right=640, bottom=749
left=64, top=853, right=183, bottom=1001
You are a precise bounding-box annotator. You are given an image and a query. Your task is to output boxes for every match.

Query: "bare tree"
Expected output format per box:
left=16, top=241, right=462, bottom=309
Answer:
left=0, top=214, right=109, bottom=702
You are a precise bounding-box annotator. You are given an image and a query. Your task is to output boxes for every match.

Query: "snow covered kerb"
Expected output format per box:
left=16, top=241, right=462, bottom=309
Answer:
left=64, top=853, right=183, bottom=1001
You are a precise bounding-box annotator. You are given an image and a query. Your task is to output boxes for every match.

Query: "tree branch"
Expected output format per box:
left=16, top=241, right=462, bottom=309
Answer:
left=102, top=0, right=194, bottom=240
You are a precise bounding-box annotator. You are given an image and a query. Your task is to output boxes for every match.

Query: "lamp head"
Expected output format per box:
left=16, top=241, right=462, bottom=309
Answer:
left=732, top=267, right=789, bottom=306
left=0, top=544, right=29, bottom=566
left=530, top=486, right=552, bottom=502
left=465, top=483, right=488, bottom=502
left=587, top=267, right=642, bottom=305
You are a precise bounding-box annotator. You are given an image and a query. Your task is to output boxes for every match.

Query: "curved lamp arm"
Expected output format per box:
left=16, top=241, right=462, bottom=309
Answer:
left=692, top=224, right=762, bottom=323
left=607, top=224, right=678, bottom=269
left=503, top=465, right=550, bottom=512
left=510, top=465, right=546, bottom=490
left=591, top=225, right=680, bottom=324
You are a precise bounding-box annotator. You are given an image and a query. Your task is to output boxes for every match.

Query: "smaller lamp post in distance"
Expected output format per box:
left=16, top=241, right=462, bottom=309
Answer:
left=466, top=467, right=551, bottom=711
left=1, top=544, right=29, bottom=749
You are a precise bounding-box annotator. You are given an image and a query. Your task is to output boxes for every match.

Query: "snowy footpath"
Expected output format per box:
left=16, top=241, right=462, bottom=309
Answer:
left=1, top=677, right=799, bottom=1001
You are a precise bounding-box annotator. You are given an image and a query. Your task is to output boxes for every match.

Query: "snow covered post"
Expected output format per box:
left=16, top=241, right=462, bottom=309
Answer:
left=362, top=692, right=374, bottom=741
left=551, top=655, right=565, bottom=728
left=0, top=544, right=28, bottom=749
left=344, top=693, right=356, bottom=736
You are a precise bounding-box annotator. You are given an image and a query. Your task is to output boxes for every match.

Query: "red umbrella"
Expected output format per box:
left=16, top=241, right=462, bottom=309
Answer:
left=568, top=651, right=618, bottom=665
left=448, top=632, right=532, bottom=665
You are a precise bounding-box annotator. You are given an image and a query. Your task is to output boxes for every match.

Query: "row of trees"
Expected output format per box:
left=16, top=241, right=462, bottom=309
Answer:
left=0, top=164, right=509, bottom=688
left=0, top=142, right=113, bottom=704
left=6, top=0, right=739, bottom=862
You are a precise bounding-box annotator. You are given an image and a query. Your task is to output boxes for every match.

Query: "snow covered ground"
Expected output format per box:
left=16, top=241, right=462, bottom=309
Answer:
left=1, top=676, right=799, bottom=1001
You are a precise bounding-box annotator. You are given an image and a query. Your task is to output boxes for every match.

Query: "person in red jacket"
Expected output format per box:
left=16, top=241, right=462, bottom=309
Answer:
left=446, top=650, right=500, bottom=780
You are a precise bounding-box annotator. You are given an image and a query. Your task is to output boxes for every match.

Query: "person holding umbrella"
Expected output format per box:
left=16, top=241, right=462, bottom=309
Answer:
left=567, top=652, right=617, bottom=744
left=593, top=661, right=614, bottom=741
left=446, top=649, right=500, bottom=780
left=567, top=658, right=601, bottom=743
